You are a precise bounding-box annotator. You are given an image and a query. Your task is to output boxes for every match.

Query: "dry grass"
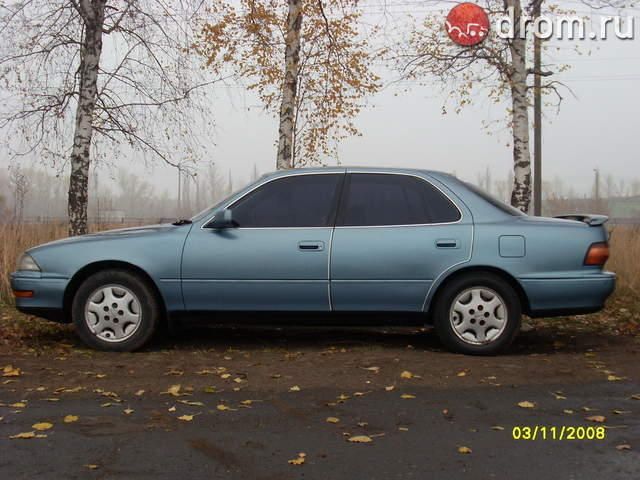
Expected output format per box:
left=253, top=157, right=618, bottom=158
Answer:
left=0, top=221, right=638, bottom=313
left=608, top=225, right=640, bottom=303
left=0, top=222, right=140, bottom=304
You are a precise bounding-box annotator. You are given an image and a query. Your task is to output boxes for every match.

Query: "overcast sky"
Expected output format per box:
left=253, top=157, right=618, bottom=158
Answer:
left=3, top=1, right=640, bottom=200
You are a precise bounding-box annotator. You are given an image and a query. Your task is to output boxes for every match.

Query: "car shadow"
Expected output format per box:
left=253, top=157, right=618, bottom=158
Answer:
left=7, top=311, right=630, bottom=357
left=149, top=317, right=628, bottom=356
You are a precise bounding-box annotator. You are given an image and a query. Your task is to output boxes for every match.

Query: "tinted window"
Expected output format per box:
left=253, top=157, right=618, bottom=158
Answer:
left=230, top=174, right=342, bottom=227
left=337, top=174, right=460, bottom=226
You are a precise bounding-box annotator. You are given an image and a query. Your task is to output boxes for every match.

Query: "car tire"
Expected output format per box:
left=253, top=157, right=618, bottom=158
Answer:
left=433, top=272, right=521, bottom=355
left=72, top=270, right=161, bottom=352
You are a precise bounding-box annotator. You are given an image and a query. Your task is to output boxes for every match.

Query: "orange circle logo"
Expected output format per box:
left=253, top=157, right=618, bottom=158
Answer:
left=445, top=3, right=490, bottom=46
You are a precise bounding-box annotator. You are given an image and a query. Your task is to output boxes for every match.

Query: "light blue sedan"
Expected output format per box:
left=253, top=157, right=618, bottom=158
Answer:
left=11, top=168, right=615, bottom=354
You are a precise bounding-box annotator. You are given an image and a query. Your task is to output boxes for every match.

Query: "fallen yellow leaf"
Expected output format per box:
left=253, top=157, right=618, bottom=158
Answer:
left=563, top=409, right=574, bottom=415
left=63, top=415, right=79, bottom=423
left=326, top=417, right=340, bottom=423
left=289, top=385, right=301, bottom=392
left=607, top=375, right=624, bottom=382
left=517, top=401, right=536, bottom=409
left=162, top=384, right=182, bottom=396
left=10, top=402, right=26, bottom=408
left=348, top=435, right=373, bottom=443
left=85, top=464, right=99, bottom=470
left=123, top=408, right=134, bottom=415
left=400, top=370, right=414, bottom=379
left=288, top=452, right=306, bottom=465
left=10, top=431, right=36, bottom=439
left=458, top=446, right=472, bottom=454
left=586, top=415, right=606, bottom=423
left=134, top=389, right=145, bottom=396
left=491, top=425, right=505, bottom=431
left=400, top=394, right=416, bottom=399
left=456, top=371, right=467, bottom=377
left=178, top=400, right=205, bottom=407
left=362, top=366, right=380, bottom=373
left=32, top=422, right=53, bottom=431
left=178, top=414, right=194, bottom=421
left=2, top=365, right=21, bottom=377
left=217, top=404, right=236, bottom=411
left=384, top=385, right=395, bottom=392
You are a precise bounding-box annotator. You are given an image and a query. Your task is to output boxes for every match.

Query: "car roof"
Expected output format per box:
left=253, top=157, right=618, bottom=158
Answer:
left=261, top=166, right=455, bottom=178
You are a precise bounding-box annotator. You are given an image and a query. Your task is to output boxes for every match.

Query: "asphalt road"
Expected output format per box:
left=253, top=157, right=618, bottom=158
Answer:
left=1, top=323, right=639, bottom=479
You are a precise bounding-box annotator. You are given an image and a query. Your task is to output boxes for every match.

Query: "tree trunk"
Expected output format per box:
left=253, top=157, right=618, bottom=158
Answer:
left=506, top=0, right=532, bottom=213
left=276, top=0, right=302, bottom=170
left=68, top=0, right=106, bottom=236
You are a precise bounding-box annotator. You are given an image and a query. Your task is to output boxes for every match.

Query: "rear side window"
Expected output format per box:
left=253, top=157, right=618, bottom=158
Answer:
left=230, top=174, right=342, bottom=227
left=336, top=174, right=461, bottom=226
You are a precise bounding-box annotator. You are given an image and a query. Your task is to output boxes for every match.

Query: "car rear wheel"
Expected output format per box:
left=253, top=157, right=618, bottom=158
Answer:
left=72, top=270, right=160, bottom=351
left=433, top=272, right=521, bottom=355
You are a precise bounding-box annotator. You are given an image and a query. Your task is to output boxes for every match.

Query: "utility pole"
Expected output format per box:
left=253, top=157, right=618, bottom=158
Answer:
left=533, top=0, right=542, bottom=216
left=594, top=168, right=600, bottom=210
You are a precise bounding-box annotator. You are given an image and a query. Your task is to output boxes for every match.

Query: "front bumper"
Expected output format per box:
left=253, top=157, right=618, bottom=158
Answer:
left=520, top=271, right=616, bottom=318
left=10, top=271, right=70, bottom=323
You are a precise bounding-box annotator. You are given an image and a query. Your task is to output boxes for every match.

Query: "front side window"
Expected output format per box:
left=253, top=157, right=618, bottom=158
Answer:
left=336, top=173, right=461, bottom=227
left=230, top=174, right=342, bottom=228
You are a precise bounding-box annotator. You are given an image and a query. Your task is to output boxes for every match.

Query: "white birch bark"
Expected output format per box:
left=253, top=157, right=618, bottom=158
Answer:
left=68, top=0, right=106, bottom=235
left=276, top=0, right=302, bottom=170
left=506, top=0, right=532, bottom=213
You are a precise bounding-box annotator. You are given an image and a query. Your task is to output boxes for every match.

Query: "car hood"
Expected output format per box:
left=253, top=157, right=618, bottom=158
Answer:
left=29, top=223, right=187, bottom=252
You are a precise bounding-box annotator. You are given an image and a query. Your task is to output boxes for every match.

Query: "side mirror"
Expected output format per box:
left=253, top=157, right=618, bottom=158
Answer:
left=206, top=208, right=237, bottom=229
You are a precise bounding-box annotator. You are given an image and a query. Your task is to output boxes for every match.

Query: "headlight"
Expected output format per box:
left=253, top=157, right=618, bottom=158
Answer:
left=16, top=253, right=41, bottom=272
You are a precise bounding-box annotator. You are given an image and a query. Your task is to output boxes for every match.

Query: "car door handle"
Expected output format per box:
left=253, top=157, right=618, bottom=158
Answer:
left=298, top=241, right=324, bottom=251
left=436, top=239, right=460, bottom=249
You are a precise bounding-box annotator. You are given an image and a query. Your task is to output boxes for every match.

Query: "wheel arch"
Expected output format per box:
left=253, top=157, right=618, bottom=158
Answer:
left=63, top=260, right=168, bottom=322
left=425, top=265, right=531, bottom=321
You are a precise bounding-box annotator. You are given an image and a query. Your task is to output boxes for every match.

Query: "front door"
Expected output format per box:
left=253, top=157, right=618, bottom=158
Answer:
left=182, top=172, right=344, bottom=311
left=330, top=172, right=472, bottom=311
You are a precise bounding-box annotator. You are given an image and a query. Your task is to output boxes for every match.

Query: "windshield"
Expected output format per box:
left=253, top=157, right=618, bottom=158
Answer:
left=464, top=182, right=526, bottom=217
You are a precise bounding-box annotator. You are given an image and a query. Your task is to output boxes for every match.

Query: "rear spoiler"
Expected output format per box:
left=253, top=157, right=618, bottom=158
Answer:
left=553, top=214, right=609, bottom=226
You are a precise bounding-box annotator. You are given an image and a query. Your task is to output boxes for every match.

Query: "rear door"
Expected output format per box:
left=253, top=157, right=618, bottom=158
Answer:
left=330, top=172, right=472, bottom=311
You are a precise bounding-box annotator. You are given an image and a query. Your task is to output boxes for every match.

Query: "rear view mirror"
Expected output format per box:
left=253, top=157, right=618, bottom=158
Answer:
left=206, top=208, right=237, bottom=229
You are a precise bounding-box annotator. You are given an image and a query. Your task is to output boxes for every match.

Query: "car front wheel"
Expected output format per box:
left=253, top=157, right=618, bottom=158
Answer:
left=72, top=270, right=160, bottom=351
left=433, top=272, right=521, bottom=355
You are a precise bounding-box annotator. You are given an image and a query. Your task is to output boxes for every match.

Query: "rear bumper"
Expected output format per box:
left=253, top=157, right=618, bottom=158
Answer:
left=10, top=272, right=69, bottom=323
left=521, top=271, right=616, bottom=318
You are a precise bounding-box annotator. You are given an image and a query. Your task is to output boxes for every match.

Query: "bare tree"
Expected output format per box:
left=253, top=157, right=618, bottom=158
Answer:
left=396, top=0, right=568, bottom=213
left=8, top=165, right=30, bottom=222
left=0, top=1, right=221, bottom=235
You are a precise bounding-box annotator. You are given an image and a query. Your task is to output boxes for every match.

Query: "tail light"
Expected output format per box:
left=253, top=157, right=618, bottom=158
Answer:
left=584, top=242, right=609, bottom=266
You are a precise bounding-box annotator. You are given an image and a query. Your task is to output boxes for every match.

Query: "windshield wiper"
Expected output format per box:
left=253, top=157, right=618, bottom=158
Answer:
left=172, top=219, right=193, bottom=226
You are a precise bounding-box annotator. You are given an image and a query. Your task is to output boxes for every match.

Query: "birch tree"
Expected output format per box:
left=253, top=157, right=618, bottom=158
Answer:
left=0, top=1, right=220, bottom=235
left=198, top=0, right=379, bottom=169
left=397, top=0, right=566, bottom=213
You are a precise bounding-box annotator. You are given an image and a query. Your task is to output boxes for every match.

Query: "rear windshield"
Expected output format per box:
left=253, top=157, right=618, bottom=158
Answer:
left=464, top=182, right=526, bottom=217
